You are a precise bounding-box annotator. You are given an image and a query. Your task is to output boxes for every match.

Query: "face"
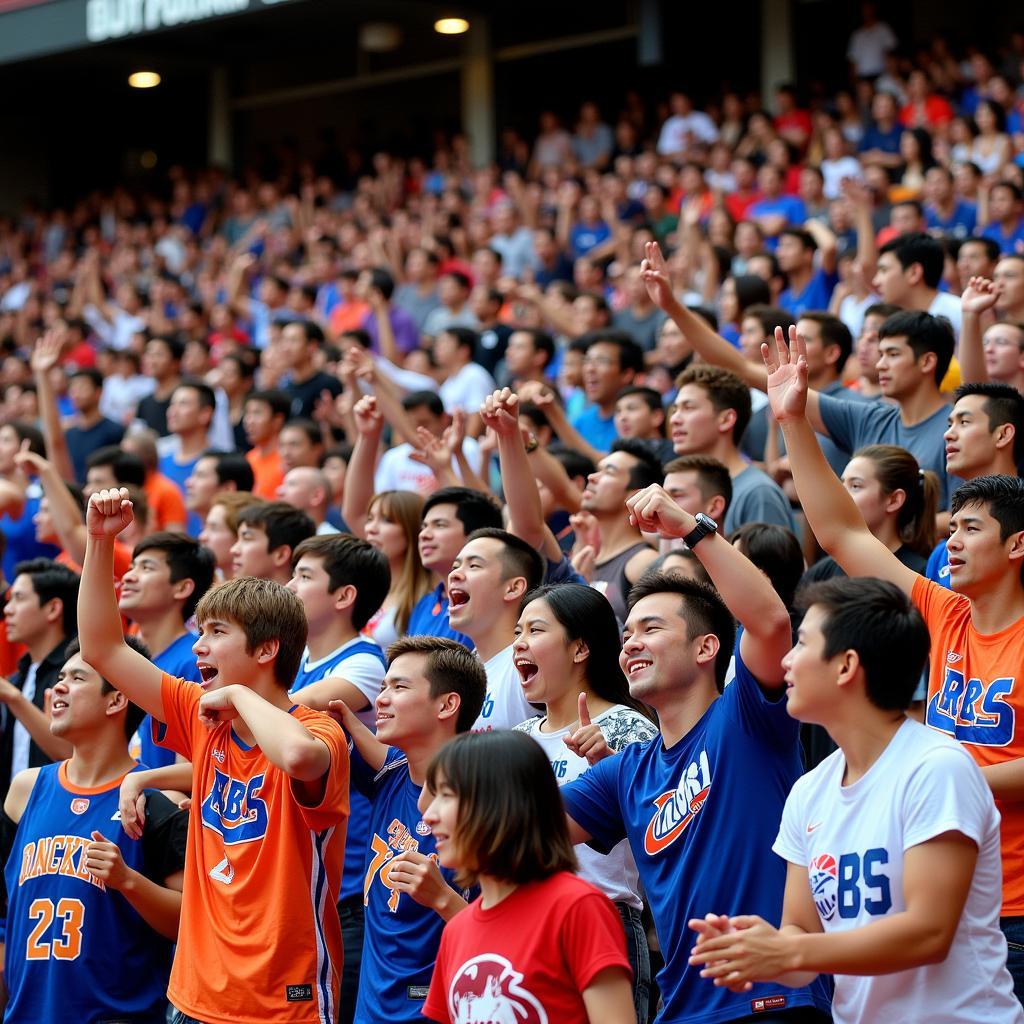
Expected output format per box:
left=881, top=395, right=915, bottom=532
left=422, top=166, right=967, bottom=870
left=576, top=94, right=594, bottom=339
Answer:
left=231, top=523, right=280, bottom=580
left=142, top=340, right=174, bottom=380
left=875, top=334, right=926, bottom=399
left=166, top=387, right=208, bottom=436
left=199, top=504, right=238, bottom=575
left=192, top=616, right=260, bottom=690
left=119, top=549, right=183, bottom=618
left=365, top=500, right=408, bottom=562
left=512, top=597, right=580, bottom=705
left=663, top=470, right=711, bottom=516
left=739, top=316, right=768, bottom=363
left=946, top=501, right=1021, bottom=596
left=243, top=399, right=277, bottom=447
left=581, top=451, right=639, bottom=514
left=49, top=652, right=117, bottom=739
left=983, top=324, right=1024, bottom=384
left=656, top=319, right=689, bottom=366
left=276, top=468, right=320, bottom=513
left=776, top=235, right=810, bottom=275
left=582, top=342, right=628, bottom=405
left=447, top=537, right=516, bottom=635
left=433, top=331, right=460, bottom=369
left=69, top=376, right=100, bottom=413
left=855, top=314, right=884, bottom=382
left=84, top=464, right=118, bottom=497
left=374, top=652, right=447, bottom=746
left=621, top=592, right=707, bottom=704
left=795, top=318, right=836, bottom=379
left=872, top=252, right=912, bottom=305
left=670, top=384, right=727, bottom=455
left=279, top=323, right=311, bottom=370
left=186, top=456, right=222, bottom=512
left=287, top=554, right=345, bottom=634
left=279, top=427, right=319, bottom=472
left=33, top=497, right=57, bottom=544
left=615, top=395, right=662, bottom=439
left=994, top=259, right=1024, bottom=313
left=989, top=187, right=1018, bottom=224
left=505, top=332, right=538, bottom=377
left=421, top=771, right=461, bottom=869
left=780, top=604, right=836, bottom=723
left=418, top=502, right=467, bottom=576
left=4, top=574, right=53, bottom=645
left=944, top=394, right=1002, bottom=477
left=957, top=241, right=995, bottom=287
left=840, top=456, right=894, bottom=533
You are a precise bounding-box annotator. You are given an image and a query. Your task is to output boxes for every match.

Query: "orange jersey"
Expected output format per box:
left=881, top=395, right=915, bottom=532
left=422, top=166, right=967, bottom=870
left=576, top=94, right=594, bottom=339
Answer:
left=247, top=445, right=286, bottom=500
left=914, top=577, right=1024, bottom=913
left=158, top=673, right=349, bottom=1023
left=145, top=473, right=188, bottom=531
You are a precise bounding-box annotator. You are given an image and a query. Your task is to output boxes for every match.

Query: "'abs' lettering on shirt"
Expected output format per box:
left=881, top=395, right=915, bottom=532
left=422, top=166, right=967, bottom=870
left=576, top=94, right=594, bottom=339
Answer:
left=200, top=769, right=269, bottom=844
left=927, top=666, right=1016, bottom=746
left=17, top=836, right=106, bottom=890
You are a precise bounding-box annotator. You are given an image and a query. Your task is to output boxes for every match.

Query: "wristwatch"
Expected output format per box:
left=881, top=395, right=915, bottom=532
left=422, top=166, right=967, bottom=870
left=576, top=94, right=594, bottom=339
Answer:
left=683, top=513, right=718, bottom=549
left=523, top=433, right=539, bottom=454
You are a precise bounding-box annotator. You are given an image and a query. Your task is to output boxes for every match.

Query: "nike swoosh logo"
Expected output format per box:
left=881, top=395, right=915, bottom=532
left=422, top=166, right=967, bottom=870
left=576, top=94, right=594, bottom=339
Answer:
left=806, top=822, right=823, bottom=833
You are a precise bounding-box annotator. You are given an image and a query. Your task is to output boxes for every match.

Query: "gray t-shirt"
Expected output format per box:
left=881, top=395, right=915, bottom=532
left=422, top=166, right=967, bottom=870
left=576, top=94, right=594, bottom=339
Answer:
left=724, top=465, right=799, bottom=536
left=613, top=307, right=667, bottom=352
left=817, top=394, right=954, bottom=508
left=393, top=284, right=442, bottom=334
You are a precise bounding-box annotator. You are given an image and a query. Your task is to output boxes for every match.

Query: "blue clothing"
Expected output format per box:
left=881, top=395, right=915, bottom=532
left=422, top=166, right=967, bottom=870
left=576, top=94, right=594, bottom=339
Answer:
left=137, top=632, right=201, bottom=769
left=291, top=637, right=387, bottom=902
left=748, top=195, right=807, bottom=247
left=926, top=537, right=952, bottom=589
left=407, top=584, right=473, bottom=649
left=157, top=452, right=199, bottom=495
left=569, top=221, right=612, bottom=259
left=858, top=123, right=902, bottom=155
left=353, top=746, right=472, bottom=1024
left=562, top=648, right=831, bottom=1024
left=1, top=488, right=59, bottom=583
left=779, top=267, right=839, bottom=318
left=981, top=219, right=1024, bottom=255
left=3, top=763, right=179, bottom=1024
left=570, top=404, right=619, bottom=453
left=925, top=200, right=977, bottom=239
left=66, top=417, right=125, bottom=484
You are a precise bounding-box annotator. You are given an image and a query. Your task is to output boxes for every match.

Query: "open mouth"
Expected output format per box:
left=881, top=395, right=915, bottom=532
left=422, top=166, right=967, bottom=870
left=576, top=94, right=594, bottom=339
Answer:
left=375, top=712, right=395, bottom=727
left=514, top=657, right=538, bottom=683
left=50, top=699, right=69, bottom=715
left=626, top=658, right=653, bottom=676
left=198, top=664, right=219, bottom=687
left=448, top=588, right=469, bottom=609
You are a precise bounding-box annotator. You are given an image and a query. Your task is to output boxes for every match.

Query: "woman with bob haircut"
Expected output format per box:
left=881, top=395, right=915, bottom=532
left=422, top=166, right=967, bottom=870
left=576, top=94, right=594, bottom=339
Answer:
left=420, top=730, right=636, bottom=1024
left=512, top=582, right=656, bottom=1020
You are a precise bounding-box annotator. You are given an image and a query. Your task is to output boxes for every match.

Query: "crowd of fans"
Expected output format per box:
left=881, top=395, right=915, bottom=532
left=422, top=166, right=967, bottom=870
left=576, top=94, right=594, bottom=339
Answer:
left=1, top=4, right=1024, bottom=1023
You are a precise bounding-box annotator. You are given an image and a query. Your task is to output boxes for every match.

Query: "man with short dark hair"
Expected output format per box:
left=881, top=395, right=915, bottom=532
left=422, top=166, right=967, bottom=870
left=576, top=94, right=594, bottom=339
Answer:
left=873, top=232, right=963, bottom=338
left=981, top=182, right=1024, bottom=255
left=614, top=385, right=675, bottom=463
left=279, top=319, right=343, bottom=419
left=502, top=328, right=555, bottom=388
left=243, top=388, right=290, bottom=499
left=423, top=271, right=479, bottom=337
left=957, top=237, right=1001, bottom=292
left=65, top=369, right=125, bottom=484
left=434, top=327, right=495, bottom=433
left=776, top=224, right=839, bottom=318
left=995, top=254, right=1024, bottom=324
left=84, top=445, right=147, bottom=496
left=570, top=331, right=644, bottom=452
left=231, top=501, right=316, bottom=585
left=358, top=266, right=420, bottom=356
left=157, top=381, right=216, bottom=496
left=185, top=450, right=256, bottom=536
left=136, top=336, right=185, bottom=437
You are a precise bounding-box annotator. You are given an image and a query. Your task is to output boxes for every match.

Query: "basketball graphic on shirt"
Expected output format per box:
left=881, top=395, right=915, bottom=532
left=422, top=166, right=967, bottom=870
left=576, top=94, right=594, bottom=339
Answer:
left=809, top=853, right=838, bottom=922
left=448, top=953, right=547, bottom=1024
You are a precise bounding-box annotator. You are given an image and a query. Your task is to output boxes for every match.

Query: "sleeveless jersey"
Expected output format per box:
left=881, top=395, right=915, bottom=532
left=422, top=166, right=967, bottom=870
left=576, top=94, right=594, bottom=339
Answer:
left=4, top=762, right=173, bottom=1024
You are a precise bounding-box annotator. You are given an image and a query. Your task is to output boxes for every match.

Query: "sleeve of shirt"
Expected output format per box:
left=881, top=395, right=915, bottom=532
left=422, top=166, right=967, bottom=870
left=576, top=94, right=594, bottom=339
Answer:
left=560, top=890, right=632, bottom=991
left=722, top=636, right=800, bottom=749
left=772, top=783, right=808, bottom=865
left=816, top=392, right=883, bottom=450
left=731, top=480, right=796, bottom=532
left=156, top=673, right=200, bottom=761
left=561, top=753, right=627, bottom=855
left=290, top=711, right=350, bottom=832
left=333, top=653, right=385, bottom=710
left=601, top=709, right=659, bottom=752
left=901, top=741, right=993, bottom=851
left=911, top=573, right=964, bottom=628
left=140, top=790, right=189, bottom=883
left=350, top=741, right=405, bottom=798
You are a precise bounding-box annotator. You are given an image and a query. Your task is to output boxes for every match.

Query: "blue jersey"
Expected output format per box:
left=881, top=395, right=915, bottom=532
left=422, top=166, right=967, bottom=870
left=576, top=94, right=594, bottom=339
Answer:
left=135, top=631, right=201, bottom=769
left=926, top=538, right=952, bottom=590
left=562, top=649, right=832, bottom=1024
left=407, top=584, right=474, bottom=649
left=353, top=746, right=469, bottom=1024
left=4, top=762, right=180, bottom=1024
left=291, top=636, right=387, bottom=901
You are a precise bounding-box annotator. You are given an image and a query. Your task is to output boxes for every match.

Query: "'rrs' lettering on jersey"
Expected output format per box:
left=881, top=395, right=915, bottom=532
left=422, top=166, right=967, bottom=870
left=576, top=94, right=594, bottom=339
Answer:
left=200, top=769, right=269, bottom=844
left=927, top=666, right=1016, bottom=746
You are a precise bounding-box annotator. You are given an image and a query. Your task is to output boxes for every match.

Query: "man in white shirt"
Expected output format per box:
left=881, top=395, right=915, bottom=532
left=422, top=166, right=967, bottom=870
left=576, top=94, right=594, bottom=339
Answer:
left=690, top=576, right=1023, bottom=1024
left=657, top=92, right=719, bottom=157
left=435, top=327, right=496, bottom=434
left=846, top=3, right=897, bottom=79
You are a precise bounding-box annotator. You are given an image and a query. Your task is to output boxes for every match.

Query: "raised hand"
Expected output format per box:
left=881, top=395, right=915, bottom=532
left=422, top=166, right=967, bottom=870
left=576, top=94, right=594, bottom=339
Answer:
left=410, top=428, right=453, bottom=473
left=961, top=276, right=998, bottom=316
left=564, top=693, right=612, bottom=765
left=762, top=325, right=809, bottom=424
left=86, top=488, right=134, bottom=539
left=352, top=395, right=383, bottom=437
left=30, top=329, right=64, bottom=375
left=479, top=388, right=520, bottom=439
left=442, top=408, right=467, bottom=455
left=640, top=241, right=676, bottom=311
left=625, top=484, right=696, bottom=539
left=14, top=445, right=51, bottom=477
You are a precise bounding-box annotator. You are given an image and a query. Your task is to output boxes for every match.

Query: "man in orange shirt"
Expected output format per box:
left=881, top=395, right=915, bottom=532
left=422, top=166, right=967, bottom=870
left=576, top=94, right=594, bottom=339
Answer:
left=243, top=390, right=290, bottom=499
left=121, top=430, right=188, bottom=533
left=766, top=326, right=1024, bottom=1005
left=80, top=488, right=349, bottom=1024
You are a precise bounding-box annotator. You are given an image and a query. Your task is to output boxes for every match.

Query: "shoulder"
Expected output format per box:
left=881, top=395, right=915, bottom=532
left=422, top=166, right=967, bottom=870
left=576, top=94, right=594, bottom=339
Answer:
left=5, top=765, right=44, bottom=822
left=598, top=706, right=658, bottom=749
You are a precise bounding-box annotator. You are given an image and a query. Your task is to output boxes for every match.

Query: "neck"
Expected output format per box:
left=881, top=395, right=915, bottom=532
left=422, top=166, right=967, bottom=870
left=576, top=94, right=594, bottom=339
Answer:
left=177, top=429, right=208, bottom=460
left=402, top=731, right=453, bottom=786
left=827, top=710, right=905, bottom=785
left=873, top=516, right=903, bottom=551
left=136, top=616, right=188, bottom=660
left=655, top=682, right=718, bottom=749
left=596, top=397, right=617, bottom=417
left=594, top=515, right=644, bottom=558
left=76, top=408, right=102, bottom=428
left=65, top=738, right=136, bottom=790
left=807, top=367, right=840, bottom=390
left=292, top=362, right=316, bottom=384
left=967, top=578, right=1024, bottom=635
left=786, top=266, right=814, bottom=293
left=906, top=284, right=938, bottom=313
left=307, top=622, right=358, bottom=662
left=26, top=629, right=63, bottom=666
left=897, top=384, right=945, bottom=426
left=935, top=196, right=954, bottom=216
left=155, top=376, right=181, bottom=400
left=715, top=443, right=749, bottom=477
left=468, top=619, right=515, bottom=664
left=478, top=873, right=519, bottom=909
left=970, top=450, right=1019, bottom=479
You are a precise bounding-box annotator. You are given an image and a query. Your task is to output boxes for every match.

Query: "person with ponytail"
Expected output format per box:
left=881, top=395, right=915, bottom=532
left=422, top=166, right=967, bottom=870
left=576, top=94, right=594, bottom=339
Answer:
left=802, top=444, right=939, bottom=584
left=420, top=731, right=636, bottom=1024
left=511, top=582, right=657, bottom=1021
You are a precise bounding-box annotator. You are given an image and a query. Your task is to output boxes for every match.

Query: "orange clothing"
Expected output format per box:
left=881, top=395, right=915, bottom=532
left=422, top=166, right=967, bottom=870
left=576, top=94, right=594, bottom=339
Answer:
left=246, top=445, right=286, bottom=500
left=0, top=615, right=24, bottom=679
left=914, top=577, right=1024, bottom=914
left=158, top=673, right=348, bottom=1024
left=55, top=541, right=131, bottom=579
left=144, top=472, right=188, bottom=531
left=328, top=301, right=370, bottom=338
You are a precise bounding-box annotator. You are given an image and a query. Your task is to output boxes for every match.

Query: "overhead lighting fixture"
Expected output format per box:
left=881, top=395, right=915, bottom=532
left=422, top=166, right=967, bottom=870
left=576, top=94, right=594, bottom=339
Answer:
left=128, top=70, right=161, bottom=89
left=434, top=17, right=469, bottom=34
left=359, top=22, right=401, bottom=52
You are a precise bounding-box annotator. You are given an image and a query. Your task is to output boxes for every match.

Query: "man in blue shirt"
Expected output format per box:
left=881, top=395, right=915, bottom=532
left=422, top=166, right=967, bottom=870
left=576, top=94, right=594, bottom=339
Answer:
left=981, top=183, right=1024, bottom=255
left=748, top=165, right=807, bottom=249
left=777, top=226, right=839, bottom=318
left=562, top=487, right=831, bottom=1024
left=569, top=331, right=644, bottom=453
left=923, top=166, right=977, bottom=239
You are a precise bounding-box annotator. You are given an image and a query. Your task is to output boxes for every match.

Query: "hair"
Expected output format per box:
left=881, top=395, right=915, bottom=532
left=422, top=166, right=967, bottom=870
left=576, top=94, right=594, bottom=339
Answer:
left=675, top=365, right=752, bottom=443
left=778, top=227, right=817, bottom=253
left=425, top=731, right=577, bottom=888
left=5, top=421, right=45, bottom=457
left=237, top=501, right=316, bottom=556
left=385, top=635, right=487, bottom=733
left=147, top=335, right=185, bottom=362
left=291, top=534, right=391, bottom=631
left=174, top=378, right=217, bottom=411
left=796, top=577, right=930, bottom=711
left=203, top=450, right=256, bottom=492
left=464, top=528, right=544, bottom=593
left=852, top=445, right=939, bottom=557
left=367, top=491, right=431, bottom=635
left=950, top=475, right=1024, bottom=556
left=878, top=310, right=955, bottom=385
left=729, top=523, right=805, bottom=610
left=422, top=487, right=503, bottom=537
left=70, top=367, right=104, bottom=390
left=284, top=319, right=325, bottom=346
left=627, top=571, right=735, bottom=691
left=195, top=577, right=308, bottom=687
left=976, top=98, right=1008, bottom=134
left=742, top=305, right=795, bottom=337
left=131, top=532, right=217, bottom=620
left=879, top=232, right=944, bottom=289
left=245, top=389, right=292, bottom=422
left=440, top=326, right=477, bottom=355
left=952, top=382, right=1024, bottom=470
left=367, top=267, right=395, bottom=300
left=402, top=390, right=445, bottom=417
left=608, top=437, right=666, bottom=490
left=862, top=302, right=903, bottom=322
left=615, top=384, right=666, bottom=434
left=550, top=444, right=597, bottom=484
left=648, top=548, right=713, bottom=586
left=209, top=491, right=262, bottom=531
left=799, top=311, right=854, bottom=369
left=663, top=454, right=733, bottom=514
left=63, top=634, right=151, bottom=739
left=580, top=330, right=645, bottom=375
left=992, top=181, right=1023, bottom=204
left=12, top=558, right=81, bottom=636
left=730, top=274, right=772, bottom=312
left=514, top=329, right=555, bottom=368
left=281, top=418, right=321, bottom=447
left=85, top=446, right=146, bottom=487
left=959, top=236, right=1002, bottom=264
left=520, top=583, right=649, bottom=716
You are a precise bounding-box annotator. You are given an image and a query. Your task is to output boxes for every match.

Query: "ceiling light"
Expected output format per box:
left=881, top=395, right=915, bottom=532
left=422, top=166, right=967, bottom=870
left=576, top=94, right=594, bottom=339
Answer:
left=128, top=71, right=161, bottom=89
left=434, top=17, right=469, bottom=34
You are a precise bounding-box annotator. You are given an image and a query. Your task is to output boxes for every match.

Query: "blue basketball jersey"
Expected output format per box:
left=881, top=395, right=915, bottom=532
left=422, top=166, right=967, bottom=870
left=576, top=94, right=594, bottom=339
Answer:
left=4, top=762, right=174, bottom=1024
left=133, top=632, right=201, bottom=769
left=562, top=646, right=833, bottom=1024
left=291, top=637, right=387, bottom=902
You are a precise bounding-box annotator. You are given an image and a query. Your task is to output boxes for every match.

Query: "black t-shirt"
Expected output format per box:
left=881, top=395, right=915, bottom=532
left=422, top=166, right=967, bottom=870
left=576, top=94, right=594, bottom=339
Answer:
left=67, top=418, right=125, bottom=483
left=137, top=394, right=171, bottom=437
left=801, top=544, right=926, bottom=585
left=286, top=371, right=342, bottom=420
left=141, top=790, right=189, bottom=883
left=474, top=324, right=513, bottom=375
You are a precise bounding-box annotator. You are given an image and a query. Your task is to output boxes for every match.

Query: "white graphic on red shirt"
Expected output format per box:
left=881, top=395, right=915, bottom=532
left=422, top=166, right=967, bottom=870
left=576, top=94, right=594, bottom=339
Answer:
left=448, top=953, right=547, bottom=1024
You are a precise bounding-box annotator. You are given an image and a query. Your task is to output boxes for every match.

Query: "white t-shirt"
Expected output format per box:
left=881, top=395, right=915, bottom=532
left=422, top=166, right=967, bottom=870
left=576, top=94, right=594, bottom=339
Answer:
left=929, top=290, right=963, bottom=343
left=473, top=645, right=540, bottom=733
left=774, top=719, right=1021, bottom=1024
left=363, top=604, right=400, bottom=653
left=11, top=662, right=38, bottom=778
left=439, top=363, right=496, bottom=416
left=820, top=156, right=863, bottom=200
left=846, top=21, right=897, bottom=77
left=293, top=636, right=386, bottom=730
left=373, top=437, right=483, bottom=496
left=657, top=112, right=719, bottom=154
left=515, top=705, right=658, bottom=907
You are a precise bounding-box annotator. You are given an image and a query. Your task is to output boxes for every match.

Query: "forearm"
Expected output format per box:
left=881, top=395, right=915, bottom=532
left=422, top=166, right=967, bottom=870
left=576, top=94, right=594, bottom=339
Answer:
left=5, top=694, right=72, bottom=761
left=80, top=536, right=128, bottom=664
left=453, top=448, right=489, bottom=494
left=34, top=371, right=74, bottom=482
left=130, top=763, right=193, bottom=795
left=38, top=466, right=88, bottom=560
left=375, top=309, right=400, bottom=365
left=544, top=404, right=605, bottom=463
left=228, top=688, right=330, bottom=781
left=341, top=432, right=382, bottom=537
left=345, top=710, right=389, bottom=773
left=958, top=312, right=988, bottom=384
left=497, top=434, right=546, bottom=547
left=373, top=377, right=419, bottom=446
left=115, top=870, right=182, bottom=941
left=530, top=449, right=583, bottom=513
left=981, top=758, right=1024, bottom=801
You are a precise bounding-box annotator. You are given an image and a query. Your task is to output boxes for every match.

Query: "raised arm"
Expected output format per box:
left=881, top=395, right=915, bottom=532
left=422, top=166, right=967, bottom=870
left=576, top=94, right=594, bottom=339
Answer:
left=958, top=277, right=999, bottom=384
left=625, top=485, right=793, bottom=687
left=327, top=698, right=389, bottom=773
left=0, top=680, right=71, bottom=762
left=764, top=330, right=920, bottom=595
left=227, top=253, right=256, bottom=320
left=843, top=178, right=878, bottom=280
left=341, top=395, right=385, bottom=538
left=16, top=450, right=89, bottom=563
left=79, top=490, right=166, bottom=719
left=803, top=219, right=838, bottom=276
left=515, top=381, right=605, bottom=464
left=31, top=331, right=75, bottom=483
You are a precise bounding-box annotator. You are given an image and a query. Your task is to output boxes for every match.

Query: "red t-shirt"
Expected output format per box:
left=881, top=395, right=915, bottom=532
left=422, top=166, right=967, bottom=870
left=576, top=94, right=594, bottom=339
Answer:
left=423, top=872, right=630, bottom=1024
